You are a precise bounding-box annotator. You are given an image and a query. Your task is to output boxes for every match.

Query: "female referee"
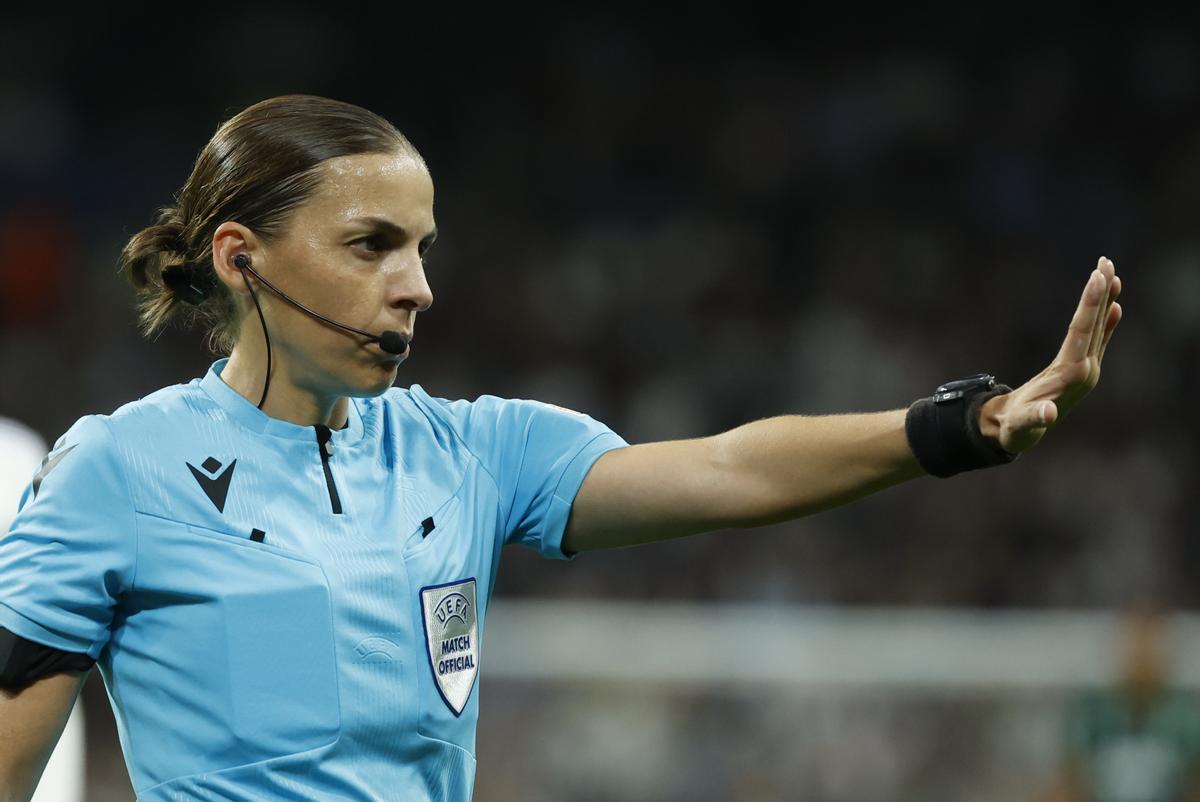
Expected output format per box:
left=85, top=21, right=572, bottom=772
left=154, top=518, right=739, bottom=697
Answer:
left=0, top=95, right=1122, bottom=801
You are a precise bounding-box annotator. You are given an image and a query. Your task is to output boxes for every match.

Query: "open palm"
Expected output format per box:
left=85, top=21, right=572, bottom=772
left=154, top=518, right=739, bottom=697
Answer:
left=987, top=257, right=1123, bottom=454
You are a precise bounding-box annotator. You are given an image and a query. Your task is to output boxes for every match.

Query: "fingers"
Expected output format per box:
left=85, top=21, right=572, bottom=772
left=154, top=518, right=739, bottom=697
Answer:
left=1087, top=258, right=1117, bottom=358
left=1061, top=261, right=1109, bottom=363
left=1096, top=271, right=1122, bottom=363
left=1099, top=300, right=1123, bottom=363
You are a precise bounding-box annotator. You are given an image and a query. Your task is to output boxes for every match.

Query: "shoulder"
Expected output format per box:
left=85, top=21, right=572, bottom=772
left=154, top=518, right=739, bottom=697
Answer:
left=381, top=385, right=623, bottom=469
left=42, top=379, right=210, bottom=481
left=106, top=377, right=207, bottom=429
left=74, top=378, right=208, bottom=450
left=387, top=384, right=514, bottom=423
left=377, top=384, right=503, bottom=457
left=385, top=384, right=596, bottom=436
left=19, top=412, right=132, bottom=521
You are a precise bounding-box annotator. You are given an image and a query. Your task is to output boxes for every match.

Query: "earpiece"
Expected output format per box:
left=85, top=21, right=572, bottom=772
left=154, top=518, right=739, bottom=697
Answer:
left=234, top=253, right=251, bottom=270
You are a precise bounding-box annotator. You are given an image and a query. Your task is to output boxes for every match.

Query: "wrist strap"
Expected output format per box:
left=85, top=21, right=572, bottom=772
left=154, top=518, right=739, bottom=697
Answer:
left=905, top=376, right=1018, bottom=478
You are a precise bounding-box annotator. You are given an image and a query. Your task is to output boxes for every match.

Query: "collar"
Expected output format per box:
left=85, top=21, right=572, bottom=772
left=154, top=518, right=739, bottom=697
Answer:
left=199, top=358, right=366, bottom=444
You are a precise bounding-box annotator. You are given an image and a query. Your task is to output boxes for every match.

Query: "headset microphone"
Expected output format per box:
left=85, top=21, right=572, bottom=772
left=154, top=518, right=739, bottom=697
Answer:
left=375, top=330, right=410, bottom=355
left=232, top=253, right=409, bottom=410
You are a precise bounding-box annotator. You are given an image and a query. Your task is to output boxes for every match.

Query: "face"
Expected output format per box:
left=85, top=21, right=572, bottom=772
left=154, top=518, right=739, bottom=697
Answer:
left=1121, top=609, right=1167, bottom=695
left=241, top=150, right=436, bottom=397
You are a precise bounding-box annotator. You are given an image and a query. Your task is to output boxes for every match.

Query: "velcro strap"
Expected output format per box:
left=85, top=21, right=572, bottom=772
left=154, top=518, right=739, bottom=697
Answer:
left=905, top=386, right=1018, bottom=478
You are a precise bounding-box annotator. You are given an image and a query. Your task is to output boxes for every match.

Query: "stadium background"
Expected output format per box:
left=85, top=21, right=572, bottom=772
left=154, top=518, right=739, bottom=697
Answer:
left=1, top=9, right=1197, bottom=801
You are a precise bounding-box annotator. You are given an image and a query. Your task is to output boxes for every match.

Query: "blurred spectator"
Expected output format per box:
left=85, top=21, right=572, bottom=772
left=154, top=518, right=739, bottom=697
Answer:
left=1044, top=604, right=1200, bottom=802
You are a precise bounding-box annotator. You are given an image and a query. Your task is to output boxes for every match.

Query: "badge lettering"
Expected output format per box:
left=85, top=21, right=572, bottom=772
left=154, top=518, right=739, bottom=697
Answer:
left=420, top=578, right=479, bottom=716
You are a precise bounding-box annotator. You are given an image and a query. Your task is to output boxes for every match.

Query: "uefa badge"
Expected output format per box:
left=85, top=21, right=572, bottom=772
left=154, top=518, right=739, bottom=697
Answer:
left=420, top=578, right=479, bottom=716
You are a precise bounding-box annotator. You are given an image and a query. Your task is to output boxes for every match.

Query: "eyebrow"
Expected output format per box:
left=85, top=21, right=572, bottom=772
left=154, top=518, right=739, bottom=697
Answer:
left=350, top=216, right=437, bottom=244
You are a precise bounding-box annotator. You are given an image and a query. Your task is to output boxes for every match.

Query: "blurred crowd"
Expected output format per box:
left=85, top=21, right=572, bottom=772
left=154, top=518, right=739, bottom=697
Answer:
left=4, top=13, right=1191, bottom=610
left=2, top=11, right=1198, bottom=800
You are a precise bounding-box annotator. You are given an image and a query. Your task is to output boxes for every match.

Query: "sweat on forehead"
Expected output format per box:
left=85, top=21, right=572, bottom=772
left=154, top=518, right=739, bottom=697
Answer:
left=323, top=150, right=426, bottom=177
left=292, top=155, right=435, bottom=228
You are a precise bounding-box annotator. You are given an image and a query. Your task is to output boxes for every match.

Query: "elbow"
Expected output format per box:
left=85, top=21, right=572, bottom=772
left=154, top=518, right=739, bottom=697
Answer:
left=705, top=431, right=788, bottom=529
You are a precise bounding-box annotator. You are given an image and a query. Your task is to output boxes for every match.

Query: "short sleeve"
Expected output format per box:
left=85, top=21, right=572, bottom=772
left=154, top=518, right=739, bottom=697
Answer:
left=0, top=415, right=136, bottom=659
left=412, top=389, right=628, bottom=560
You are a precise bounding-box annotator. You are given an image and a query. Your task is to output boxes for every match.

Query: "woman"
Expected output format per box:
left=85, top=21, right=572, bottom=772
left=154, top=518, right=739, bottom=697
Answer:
left=0, top=95, right=1122, bottom=801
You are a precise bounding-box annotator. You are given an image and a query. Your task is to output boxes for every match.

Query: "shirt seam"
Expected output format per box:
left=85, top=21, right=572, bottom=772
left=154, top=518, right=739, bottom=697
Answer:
left=414, top=728, right=478, bottom=759
left=409, top=389, right=506, bottom=527
left=543, top=432, right=624, bottom=559
left=502, top=415, right=533, bottom=535
left=135, top=733, right=342, bottom=796
left=0, top=600, right=94, bottom=655
left=549, top=431, right=619, bottom=503
left=97, top=416, right=141, bottom=595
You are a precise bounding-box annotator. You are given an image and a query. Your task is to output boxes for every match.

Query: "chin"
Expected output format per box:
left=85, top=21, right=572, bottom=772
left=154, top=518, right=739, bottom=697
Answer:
left=358, top=360, right=402, bottom=394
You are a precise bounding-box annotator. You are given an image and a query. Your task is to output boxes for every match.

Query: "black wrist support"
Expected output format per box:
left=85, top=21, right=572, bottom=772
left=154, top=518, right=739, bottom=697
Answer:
left=905, top=373, right=1018, bottom=478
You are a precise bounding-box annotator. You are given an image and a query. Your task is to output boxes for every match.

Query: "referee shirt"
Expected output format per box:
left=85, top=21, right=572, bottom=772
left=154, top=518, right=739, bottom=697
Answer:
left=0, top=357, right=628, bottom=801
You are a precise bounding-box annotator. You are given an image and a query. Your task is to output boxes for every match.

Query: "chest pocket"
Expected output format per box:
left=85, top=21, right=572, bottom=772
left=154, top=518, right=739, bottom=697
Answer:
left=124, top=520, right=341, bottom=783
left=185, top=524, right=341, bottom=759
left=400, top=494, right=485, bottom=754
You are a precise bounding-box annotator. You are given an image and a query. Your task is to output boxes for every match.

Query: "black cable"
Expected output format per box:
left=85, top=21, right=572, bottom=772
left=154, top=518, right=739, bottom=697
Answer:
left=239, top=267, right=273, bottom=410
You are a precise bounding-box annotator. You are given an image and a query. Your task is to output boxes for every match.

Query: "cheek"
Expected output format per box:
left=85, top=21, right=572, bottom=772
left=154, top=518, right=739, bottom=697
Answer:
left=321, top=273, right=379, bottom=328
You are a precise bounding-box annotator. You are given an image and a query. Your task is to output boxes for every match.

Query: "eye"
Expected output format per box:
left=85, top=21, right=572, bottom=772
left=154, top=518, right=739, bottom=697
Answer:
left=351, top=235, right=385, bottom=254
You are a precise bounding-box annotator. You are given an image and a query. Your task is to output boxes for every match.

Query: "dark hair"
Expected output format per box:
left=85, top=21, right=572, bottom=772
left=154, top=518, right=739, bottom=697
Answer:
left=119, top=95, right=421, bottom=355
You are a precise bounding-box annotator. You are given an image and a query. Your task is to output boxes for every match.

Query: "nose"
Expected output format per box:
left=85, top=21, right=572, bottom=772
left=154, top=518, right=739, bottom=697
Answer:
left=389, top=254, right=433, bottom=313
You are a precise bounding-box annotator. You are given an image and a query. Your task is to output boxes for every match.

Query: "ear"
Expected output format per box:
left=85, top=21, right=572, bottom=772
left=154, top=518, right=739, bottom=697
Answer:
left=211, top=222, right=262, bottom=296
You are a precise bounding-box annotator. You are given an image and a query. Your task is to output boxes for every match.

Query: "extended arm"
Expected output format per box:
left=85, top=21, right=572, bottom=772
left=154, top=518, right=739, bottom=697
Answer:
left=564, top=257, right=1122, bottom=553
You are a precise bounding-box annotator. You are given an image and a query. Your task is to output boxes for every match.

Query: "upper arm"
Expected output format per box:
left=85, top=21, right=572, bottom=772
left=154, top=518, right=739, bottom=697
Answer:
left=0, top=671, right=85, bottom=802
left=562, top=436, right=732, bottom=553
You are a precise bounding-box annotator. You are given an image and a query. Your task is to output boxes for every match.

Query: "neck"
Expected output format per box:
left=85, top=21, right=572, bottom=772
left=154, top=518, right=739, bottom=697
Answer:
left=221, top=349, right=350, bottom=430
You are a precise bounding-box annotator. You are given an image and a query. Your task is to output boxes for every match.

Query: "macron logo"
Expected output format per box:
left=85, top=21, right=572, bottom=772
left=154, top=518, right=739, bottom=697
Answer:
left=31, top=444, right=77, bottom=499
left=187, top=456, right=237, bottom=513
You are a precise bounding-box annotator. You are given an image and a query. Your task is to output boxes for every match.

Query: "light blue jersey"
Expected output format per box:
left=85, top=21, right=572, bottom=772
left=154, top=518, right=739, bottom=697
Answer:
left=0, top=358, right=627, bottom=801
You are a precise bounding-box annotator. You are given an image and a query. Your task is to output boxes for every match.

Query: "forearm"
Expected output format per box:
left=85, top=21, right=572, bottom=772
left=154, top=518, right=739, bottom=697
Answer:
left=565, top=408, right=928, bottom=552
left=710, top=409, right=924, bottom=527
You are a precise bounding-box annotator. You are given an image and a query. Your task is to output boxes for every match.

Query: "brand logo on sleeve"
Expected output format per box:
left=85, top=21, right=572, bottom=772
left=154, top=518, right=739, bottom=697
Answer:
left=186, top=456, right=237, bottom=513
left=31, top=444, right=77, bottom=498
left=420, top=578, right=479, bottom=716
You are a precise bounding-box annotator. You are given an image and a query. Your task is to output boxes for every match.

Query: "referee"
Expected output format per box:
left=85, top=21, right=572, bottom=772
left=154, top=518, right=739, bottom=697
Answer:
left=0, top=95, right=1122, bottom=801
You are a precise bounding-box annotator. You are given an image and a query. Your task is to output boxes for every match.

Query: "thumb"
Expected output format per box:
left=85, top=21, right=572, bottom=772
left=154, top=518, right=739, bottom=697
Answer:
left=1022, top=399, right=1058, bottom=430
left=1002, top=399, right=1059, bottom=453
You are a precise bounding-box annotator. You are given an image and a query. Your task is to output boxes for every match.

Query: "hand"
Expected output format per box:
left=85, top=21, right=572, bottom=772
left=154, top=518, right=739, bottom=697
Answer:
left=979, top=256, right=1123, bottom=454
